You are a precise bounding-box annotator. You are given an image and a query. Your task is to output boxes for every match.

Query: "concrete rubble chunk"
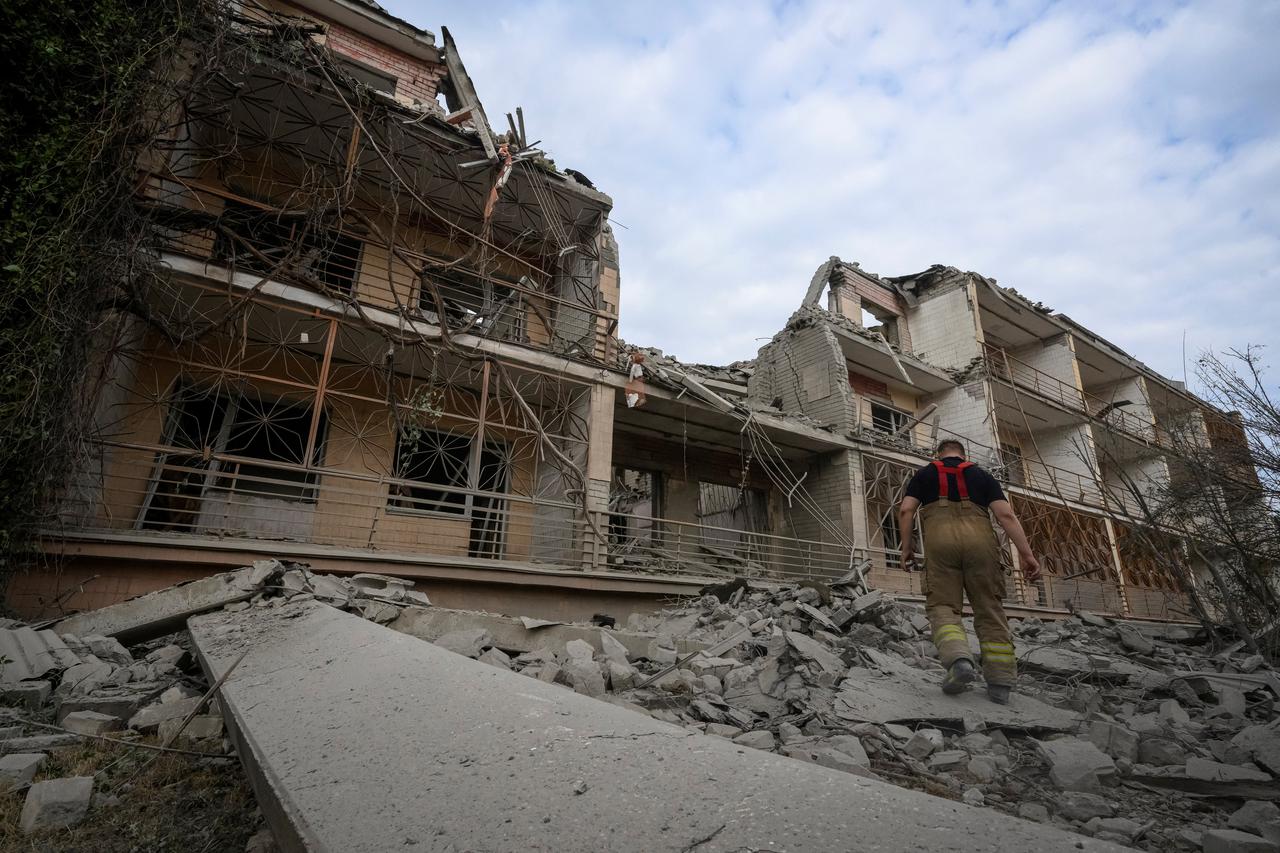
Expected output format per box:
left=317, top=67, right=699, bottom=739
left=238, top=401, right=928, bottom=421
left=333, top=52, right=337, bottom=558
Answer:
left=904, top=728, right=944, bottom=759
left=967, top=755, right=998, bottom=782
left=705, top=723, right=742, bottom=739
left=783, top=632, right=845, bottom=675
left=563, top=639, right=596, bottom=663
left=822, top=735, right=870, bottom=768
left=1087, top=817, right=1143, bottom=843
left=158, top=714, right=223, bottom=742
left=61, top=710, right=124, bottom=736
left=0, top=753, right=46, bottom=788
left=1116, top=625, right=1155, bottom=656
left=128, top=696, right=204, bottom=733
left=606, top=660, right=638, bottom=692
left=1186, top=757, right=1273, bottom=783
left=1160, top=698, right=1192, bottom=727
left=597, top=631, right=631, bottom=666
left=56, top=682, right=168, bottom=723
left=19, top=776, right=93, bottom=833
left=478, top=648, right=512, bottom=670
left=1139, top=737, right=1189, bottom=767
left=1232, top=725, right=1280, bottom=776
left=1019, top=802, right=1050, bottom=822
left=81, top=635, right=133, bottom=666
left=1058, top=792, right=1116, bottom=822
left=928, top=750, right=968, bottom=771
left=1088, top=719, right=1140, bottom=761
left=189, top=600, right=1132, bottom=853
left=1230, top=802, right=1280, bottom=835
left=145, top=645, right=186, bottom=666
left=1035, top=737, right=1116, bottom=792
left=1, top=735, right=79, bottom=754
left=732, top=730, right=776, bottom=751
left=556, top=660, right=606, bottom=697
left=432, top=628, right=492, bottom=659
left=54, top=566, right=261, bottom=642
left=57, top=661, right=115, bottom=697
left=1, top=681, right=51, bottom=712
left=1201, top=828, right=1280, bottom=853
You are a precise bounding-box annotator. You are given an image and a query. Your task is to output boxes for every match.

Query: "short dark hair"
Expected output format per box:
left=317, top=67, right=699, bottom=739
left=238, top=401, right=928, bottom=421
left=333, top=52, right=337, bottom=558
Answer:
left=936, top=439, right=966, bottom=457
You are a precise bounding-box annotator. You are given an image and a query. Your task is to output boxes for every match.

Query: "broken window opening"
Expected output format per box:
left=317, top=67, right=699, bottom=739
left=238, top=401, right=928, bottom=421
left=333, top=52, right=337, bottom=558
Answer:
left=213, top=199, right=362, bottom=295
left=416, top=264, right=525, bottom=341
left=697, top=483, right=768, bottom=535
left=389, top=428, right=471, bottom=516
left=860, top=304, right=900, bottom=347
left=139, top=382, right=325, bottom=532
left=1000, top=442, right=1025, bottom=486
left=337, top=57, right=397, bottom=97
left=609, top=468, right=660, bottom=560
left=869, top=402, right=910, bottom=436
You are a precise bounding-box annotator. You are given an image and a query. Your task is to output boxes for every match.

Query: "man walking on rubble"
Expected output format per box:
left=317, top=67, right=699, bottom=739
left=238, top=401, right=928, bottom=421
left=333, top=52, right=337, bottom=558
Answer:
left=897, top=439, right=1041, bottom=705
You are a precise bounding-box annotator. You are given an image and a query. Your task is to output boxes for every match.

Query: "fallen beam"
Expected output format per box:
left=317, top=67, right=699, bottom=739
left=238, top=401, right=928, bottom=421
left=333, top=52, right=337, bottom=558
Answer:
left=54, top=567, right=262, bottom=643
left=190, top=601, right=1125, bottom=852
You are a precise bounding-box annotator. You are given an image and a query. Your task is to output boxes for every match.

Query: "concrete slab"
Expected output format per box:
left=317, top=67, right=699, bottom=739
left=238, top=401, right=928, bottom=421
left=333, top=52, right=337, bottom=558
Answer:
left=190, top=601, right=1124, bottom=853
left=55, top=567, right=260, bottom=643
left=390, top=606, right=706, bottom=662
left=834, top=664, right=1081, bottom=731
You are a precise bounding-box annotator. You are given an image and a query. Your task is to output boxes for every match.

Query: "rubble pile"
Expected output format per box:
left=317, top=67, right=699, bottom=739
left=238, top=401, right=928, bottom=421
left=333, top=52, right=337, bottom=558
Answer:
left=486, top=581, right=1279, bottom=852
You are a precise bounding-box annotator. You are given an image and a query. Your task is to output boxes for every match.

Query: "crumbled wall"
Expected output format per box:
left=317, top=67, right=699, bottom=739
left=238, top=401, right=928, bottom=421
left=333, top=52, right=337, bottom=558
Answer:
left=748, top=323, right=853, bottom=431
left=904, top=285, right=981, bottom=371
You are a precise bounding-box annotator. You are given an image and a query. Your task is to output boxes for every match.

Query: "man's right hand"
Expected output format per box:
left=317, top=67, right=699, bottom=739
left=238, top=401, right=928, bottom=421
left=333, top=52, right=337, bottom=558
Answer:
left=1020, top=552, right=1042, bottom=583
left=900, top=547, right=916, bottom=572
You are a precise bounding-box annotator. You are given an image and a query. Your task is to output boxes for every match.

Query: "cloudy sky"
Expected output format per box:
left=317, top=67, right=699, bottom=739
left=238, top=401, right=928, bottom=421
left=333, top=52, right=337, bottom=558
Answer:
left=385, top=0, right=1279, bottom=388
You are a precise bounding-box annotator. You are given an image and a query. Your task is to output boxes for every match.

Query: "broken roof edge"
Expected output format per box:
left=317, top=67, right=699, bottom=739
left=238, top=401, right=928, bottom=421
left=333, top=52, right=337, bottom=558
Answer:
left=294, top=0, right=438, bottom=58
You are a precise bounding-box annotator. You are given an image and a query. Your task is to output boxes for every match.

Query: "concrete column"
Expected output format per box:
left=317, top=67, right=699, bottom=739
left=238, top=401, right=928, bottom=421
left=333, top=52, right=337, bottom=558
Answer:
left=582, top=383, right=615, bottom=570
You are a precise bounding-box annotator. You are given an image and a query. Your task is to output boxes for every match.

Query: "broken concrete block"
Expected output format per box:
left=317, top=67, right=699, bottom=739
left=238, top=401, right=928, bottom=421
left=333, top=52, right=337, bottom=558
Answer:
left=1034, top=737, right=1116, bottom=792
left=158, top=714, right=223, bottom=743
left=159, top=685, right=199, bottom=704
left=432, top=629, right=492, bottom=660
left=690, top=656, right=737, bottom=680
left=1087, top=719, right=1139, bottom=761
left=1201, top=829, right=1280, bottom=853
left=1, top=681, right=52, bottom=712
left=597, top=631, right=631, bottom=667
left=0, top=753, right=46, bottom=787
left=850, top=590, right=885, bottom=617
left=1139, top=737, right=1188, bottom=767
left=928, top=750, right=967, bottom=771
left=1185, top=756, right=1272, bottom=783
left=563, top=639, right=596, bottom=663
left=478, top=648, right=512, bottom=670
left=61, top=711, right=123, bottom=736
left=961, top=787, right=984, bottom=806
left=1, top=735, right=79, bottom=754
left=1239, top=655, right=1265, bottom=674
left=1086, top=817, right=1142, bottom=844
left=967, top=755, right=998, bottom=782
left=145, top=645, right=186, bottom=666
left=697, top=674, right=723, bottom=695
left=128, top=696, right=204, bottom=732
left=82, top=635, right=133, bottom=666
left=903, top=728, right=944, bottom=759
left=1230, top=802, right=1280, bottom=836
left=704, top=723, right=742, bottom=739
left=1058, top=791, right=1115, bottom=822
left=56, top=683, right=168, bottom=723
left=1116, top=625, right=1154, bottom=656
left=822, top=735, right=869, bottom=768
left=606, top=661, right=637, bottom=692
left=19, top=776, right=93, bottom=832
left=556, top=660, right=605, bottom=697
left=1232, top=725, right=1280, bottom=776
left=1018, top=802, right=1050, bottom=822
left=782, top=744, right=876, bottom=778
left=784, top=632, right=845, bottom=676
left=56, top=662, right=115, bottom=697
left=777, top=723, right=803, bottom=745
left=733, top=730, right=775, bottom=751
left=1159, top=698, right=1191, bottom=727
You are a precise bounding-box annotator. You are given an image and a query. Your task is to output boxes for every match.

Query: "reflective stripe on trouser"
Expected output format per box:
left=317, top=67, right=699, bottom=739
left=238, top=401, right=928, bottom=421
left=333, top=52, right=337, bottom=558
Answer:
left=920, top=498, right=1017, bottom=686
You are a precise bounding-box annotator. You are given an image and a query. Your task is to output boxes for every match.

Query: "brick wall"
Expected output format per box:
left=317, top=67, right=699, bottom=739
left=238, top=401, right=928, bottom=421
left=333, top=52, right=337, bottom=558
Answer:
left=785, top=449, right=859, bottom=545
left=926, top=380, right=999, bottom=463
left=748, top=325, right=853, bottom=430
left=326, top=24, right=447, bottom=107
left=906, top=285, right=981, bottom=370
left=848, top=370, right=890, bottom=400
left=1009, top=333, right=1078, bottom=389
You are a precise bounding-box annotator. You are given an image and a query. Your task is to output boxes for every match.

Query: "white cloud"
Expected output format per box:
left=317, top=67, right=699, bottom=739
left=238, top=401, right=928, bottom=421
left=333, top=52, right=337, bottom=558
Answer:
left=384, top=0, right=1280, bottom=386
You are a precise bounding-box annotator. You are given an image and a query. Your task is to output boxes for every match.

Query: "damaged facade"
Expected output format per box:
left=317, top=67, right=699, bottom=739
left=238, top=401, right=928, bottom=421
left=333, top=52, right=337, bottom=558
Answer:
left=4, top=0, right=1257, bottom=631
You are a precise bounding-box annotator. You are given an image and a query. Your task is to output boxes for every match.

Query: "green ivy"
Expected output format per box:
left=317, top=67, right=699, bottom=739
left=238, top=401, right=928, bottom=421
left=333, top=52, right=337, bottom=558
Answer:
left=0, top=0, right=192, bottom=573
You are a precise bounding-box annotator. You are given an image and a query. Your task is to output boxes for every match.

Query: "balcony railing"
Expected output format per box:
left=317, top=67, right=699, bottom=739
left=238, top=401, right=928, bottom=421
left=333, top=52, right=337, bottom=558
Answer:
left=983, top=344, right=1165, bottom=448
left=141, top=174, right=616, bottom=364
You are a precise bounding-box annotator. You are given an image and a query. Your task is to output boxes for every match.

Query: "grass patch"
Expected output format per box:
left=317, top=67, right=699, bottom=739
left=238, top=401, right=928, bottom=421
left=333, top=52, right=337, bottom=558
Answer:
left=0, top=737, right=258, bottom=852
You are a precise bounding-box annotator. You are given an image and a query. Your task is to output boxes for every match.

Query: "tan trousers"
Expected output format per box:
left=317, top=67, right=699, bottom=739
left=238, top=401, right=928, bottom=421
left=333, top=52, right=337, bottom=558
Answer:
left=921, top=499, right=1016, bottom=686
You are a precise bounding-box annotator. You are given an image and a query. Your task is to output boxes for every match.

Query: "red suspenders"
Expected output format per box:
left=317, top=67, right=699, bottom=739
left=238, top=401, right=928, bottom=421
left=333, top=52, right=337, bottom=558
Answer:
left=932, top=459, right=973, bottom=500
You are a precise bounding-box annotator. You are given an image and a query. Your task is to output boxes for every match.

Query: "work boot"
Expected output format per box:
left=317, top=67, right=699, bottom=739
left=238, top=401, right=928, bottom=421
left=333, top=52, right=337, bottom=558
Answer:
left=987, top=684, right=1011, bottom=705
left=941, top=659, right=976, bottom=695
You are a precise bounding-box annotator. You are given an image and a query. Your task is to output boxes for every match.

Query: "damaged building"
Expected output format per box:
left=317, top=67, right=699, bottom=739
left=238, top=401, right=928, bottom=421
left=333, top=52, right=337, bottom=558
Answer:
left=2, top=0, right=1257, bottom=634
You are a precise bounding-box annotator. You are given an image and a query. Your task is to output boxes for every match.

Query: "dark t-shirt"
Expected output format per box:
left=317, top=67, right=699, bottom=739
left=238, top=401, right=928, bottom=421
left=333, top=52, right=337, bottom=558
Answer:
left=904, top=457, right=1006, bottom=509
